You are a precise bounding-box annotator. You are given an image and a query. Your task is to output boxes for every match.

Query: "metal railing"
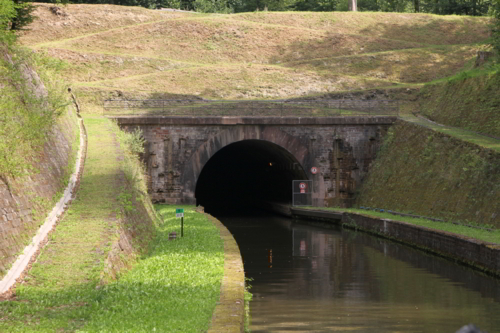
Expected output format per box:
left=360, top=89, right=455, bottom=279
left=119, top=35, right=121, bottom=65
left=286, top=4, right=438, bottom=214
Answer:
left=103, top=99, right=399, bottom=117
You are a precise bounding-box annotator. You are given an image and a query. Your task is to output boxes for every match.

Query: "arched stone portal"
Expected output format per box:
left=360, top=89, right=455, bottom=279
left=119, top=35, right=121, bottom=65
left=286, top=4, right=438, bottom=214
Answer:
left=181, top=126, right=316, bottom=206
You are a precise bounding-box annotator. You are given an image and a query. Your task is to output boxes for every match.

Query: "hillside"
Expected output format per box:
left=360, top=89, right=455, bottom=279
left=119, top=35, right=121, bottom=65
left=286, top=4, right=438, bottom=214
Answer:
left=18, top=4, right=492, bottom=112
left=357, top=121, right=500, bottom=227
left=418, top=69, right=500, bottom=138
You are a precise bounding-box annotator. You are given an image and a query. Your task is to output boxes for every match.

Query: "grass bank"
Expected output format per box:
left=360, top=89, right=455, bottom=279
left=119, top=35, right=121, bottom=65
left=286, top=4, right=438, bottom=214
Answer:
left=0, top=116, right=225, bottom=331
left=356, top=120, right=500, bottom=228
left=78, top=205, right=224, bottom=332
left=304, top=207, right=500, bottom=244
left=0, top=42, right=81, bottom=277
left=0, top=116, right=128, bottom=331
left=417, top=66, right=500, bottom=138
left=401, top=115, right=500, bottom=152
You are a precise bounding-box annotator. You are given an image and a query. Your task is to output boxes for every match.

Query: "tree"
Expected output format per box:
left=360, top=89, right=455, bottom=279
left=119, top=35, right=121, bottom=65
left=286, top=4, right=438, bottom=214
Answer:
left=348, top=0, right=357, bottom=10
left=294, top=0, right=339, bottom=11
left=10, top=0, right=36, bottom=30
left=0, top=0, right=16, bottom=30
left=193, top=0, right=233, bottom=12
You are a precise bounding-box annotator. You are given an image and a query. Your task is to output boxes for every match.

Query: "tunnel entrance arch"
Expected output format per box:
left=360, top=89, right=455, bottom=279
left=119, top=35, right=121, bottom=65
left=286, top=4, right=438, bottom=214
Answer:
left=195, top=139, right=308, bottom=211
left=181, top=126, right=313, bottom=207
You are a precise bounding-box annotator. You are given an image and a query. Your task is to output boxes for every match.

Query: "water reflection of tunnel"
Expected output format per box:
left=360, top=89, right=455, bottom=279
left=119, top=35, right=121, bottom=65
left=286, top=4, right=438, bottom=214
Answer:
left=195, top=140, right=308, bottom=212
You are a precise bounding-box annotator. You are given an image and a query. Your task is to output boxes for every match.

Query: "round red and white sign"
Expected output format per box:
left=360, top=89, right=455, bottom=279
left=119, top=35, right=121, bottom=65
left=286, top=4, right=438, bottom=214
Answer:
left=311, top=167, right=318, bottom=174
left=299, top=182, right=307, bottom=189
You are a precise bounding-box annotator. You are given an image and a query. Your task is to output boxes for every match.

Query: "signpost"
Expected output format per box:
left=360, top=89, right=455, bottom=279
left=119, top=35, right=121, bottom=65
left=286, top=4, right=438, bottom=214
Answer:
left=293, top=180, right=313, bottom=206
left=299, top=182, right=307, bottom=194
left=176, top=208, right=184, bottom=237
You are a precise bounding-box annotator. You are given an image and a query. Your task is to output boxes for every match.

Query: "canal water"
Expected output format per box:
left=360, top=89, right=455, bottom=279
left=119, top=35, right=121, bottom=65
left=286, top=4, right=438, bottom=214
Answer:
left=217, top=212, right=500, bottom=333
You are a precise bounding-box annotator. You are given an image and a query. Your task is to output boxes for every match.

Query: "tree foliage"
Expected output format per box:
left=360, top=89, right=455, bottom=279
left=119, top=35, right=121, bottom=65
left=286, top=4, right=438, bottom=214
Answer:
left=0, top=0, right=36, bottom=32
left=34, top=0, right=496, bottom=15
left=10, top=0, right=36, bottom=30
left=0, top=0, right=16, bottom=30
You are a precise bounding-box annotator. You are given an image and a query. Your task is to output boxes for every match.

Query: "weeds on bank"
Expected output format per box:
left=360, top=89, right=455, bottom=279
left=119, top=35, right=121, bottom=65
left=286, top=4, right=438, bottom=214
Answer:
left=0, top=41, right=80, bottom=279
left=307, top=207, right=500, bottom=244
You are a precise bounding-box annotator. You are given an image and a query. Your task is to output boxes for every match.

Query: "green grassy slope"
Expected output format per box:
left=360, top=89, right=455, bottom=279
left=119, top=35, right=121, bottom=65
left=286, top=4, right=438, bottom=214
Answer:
left=417, top=68, right=500, bottom=138
left=356, top=120, right=500, bottom=227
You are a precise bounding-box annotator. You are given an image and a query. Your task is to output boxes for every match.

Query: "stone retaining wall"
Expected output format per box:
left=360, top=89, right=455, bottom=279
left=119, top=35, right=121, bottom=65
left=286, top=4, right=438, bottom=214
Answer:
left=291, top=208, right=500, bottom=277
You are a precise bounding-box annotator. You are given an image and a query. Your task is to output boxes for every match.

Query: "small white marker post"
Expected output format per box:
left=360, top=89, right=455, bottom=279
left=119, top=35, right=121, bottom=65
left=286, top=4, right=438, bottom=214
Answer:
left=176, top=208, right=184, bottom=237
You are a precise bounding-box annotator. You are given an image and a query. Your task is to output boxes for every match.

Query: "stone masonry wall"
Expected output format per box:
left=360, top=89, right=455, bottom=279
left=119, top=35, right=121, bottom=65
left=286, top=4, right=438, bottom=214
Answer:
left=118, top=117, right=394, bottom=206
left=342, top=213, right=500, bottom=276
left=0, top=109, right=79, bottom=277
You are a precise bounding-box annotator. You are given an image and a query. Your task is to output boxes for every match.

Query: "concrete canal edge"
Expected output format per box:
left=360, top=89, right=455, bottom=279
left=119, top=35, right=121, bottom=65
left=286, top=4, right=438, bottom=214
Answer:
left=291, top=208, right=500, bottom=277
left=204, top=213, right=245, bottom=333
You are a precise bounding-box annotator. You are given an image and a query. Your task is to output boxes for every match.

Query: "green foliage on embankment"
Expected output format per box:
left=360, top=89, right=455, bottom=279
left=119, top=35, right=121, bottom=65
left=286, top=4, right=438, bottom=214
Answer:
left=356, top=120, right=500, bottom=228
left=417, top=68, right=500, bottom=138
left=0, top=43, right=69, bottom=178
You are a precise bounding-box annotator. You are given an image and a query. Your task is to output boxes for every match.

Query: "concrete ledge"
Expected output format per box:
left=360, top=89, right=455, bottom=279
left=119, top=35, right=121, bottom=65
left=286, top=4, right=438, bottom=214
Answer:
left=111, top=116, right=397, bottom=126
left=291, top=208, right=500, bottom=277
left=291, top=207, right=343, bottom=221
left=205, top=213, right=245, bottom=333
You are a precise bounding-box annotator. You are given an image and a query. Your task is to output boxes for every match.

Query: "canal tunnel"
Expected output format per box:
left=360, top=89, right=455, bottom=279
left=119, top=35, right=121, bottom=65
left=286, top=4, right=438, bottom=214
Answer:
left=195, top=140, right=308, bottom=213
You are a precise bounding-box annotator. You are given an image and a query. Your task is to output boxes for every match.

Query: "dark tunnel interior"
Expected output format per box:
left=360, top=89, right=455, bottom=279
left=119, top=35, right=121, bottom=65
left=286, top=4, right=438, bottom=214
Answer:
left=195, top=140, right=308, bottom=214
